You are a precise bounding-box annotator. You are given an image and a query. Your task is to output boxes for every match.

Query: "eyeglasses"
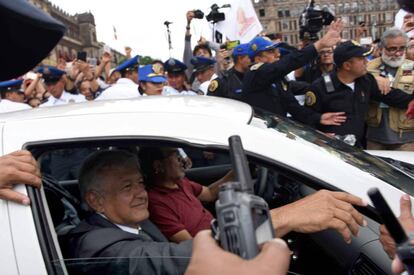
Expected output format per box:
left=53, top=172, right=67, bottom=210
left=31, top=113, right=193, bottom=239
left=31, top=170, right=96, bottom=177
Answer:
left=384, top=46, right=407, bottom=54
left=319, top=50, right=333, bottom=56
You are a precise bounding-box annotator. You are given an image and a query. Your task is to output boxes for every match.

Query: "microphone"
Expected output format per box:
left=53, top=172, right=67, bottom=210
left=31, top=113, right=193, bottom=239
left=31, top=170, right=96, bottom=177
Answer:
left=164, top=21, right=173, bottom=26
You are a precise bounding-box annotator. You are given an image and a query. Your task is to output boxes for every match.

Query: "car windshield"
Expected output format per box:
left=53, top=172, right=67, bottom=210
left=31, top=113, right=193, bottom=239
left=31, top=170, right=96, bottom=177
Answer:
left=255, top=113, right=414, bottom=196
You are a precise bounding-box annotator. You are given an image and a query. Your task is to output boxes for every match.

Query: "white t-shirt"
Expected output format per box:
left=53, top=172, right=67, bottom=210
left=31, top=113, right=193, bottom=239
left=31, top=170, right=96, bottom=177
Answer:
left=95, top=78, right=140, bottom=101
left=345, top=82, right=355, bottom=92
left=0, top=99, right=31, bottom=113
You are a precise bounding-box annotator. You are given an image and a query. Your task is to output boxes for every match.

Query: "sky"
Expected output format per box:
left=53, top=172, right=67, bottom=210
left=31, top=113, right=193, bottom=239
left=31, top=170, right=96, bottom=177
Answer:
left=49, top=0, right=234, bottom=61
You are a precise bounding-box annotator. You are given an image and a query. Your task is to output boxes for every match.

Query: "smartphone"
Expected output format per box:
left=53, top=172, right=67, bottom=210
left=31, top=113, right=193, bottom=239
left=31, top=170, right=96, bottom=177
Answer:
left=88, top=58, right=97, bottom=67
left=227, top=40, right=240, bottom=51
left=77, top=51, right=87, bottom=62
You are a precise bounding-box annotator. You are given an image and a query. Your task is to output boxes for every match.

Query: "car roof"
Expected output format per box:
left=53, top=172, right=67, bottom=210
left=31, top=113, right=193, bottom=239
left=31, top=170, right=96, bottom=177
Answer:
left=0, top=96, right=253, bottom=124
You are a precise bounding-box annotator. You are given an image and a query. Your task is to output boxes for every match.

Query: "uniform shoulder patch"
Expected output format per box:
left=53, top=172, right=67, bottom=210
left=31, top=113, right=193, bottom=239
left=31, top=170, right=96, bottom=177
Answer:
left=208, top=80, right=219, bottom=93
left=305, top=91, right=317, bottom=106
left=250, top=63, right=264, bottom=71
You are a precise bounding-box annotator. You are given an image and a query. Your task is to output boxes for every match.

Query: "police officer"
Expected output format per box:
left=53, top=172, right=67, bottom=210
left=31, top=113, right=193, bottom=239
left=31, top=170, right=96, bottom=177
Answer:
left=191, top=56, right=217, bottom=95
left=95, top=55, right=140, bottom=101
left=38, top=66, right=86, bottom=107
left=138, top=64, right=167, bottom=96
left=163, top=58, right=196, bottom=95
left=207, top=43, right=251, bottom=100
left=0, top=79, right=31, bottom=113
left=366, top=28, right=414, bottom=151
left=305, top=40, right=414, bottom=147
left=242, top=19, right=346, bottom=126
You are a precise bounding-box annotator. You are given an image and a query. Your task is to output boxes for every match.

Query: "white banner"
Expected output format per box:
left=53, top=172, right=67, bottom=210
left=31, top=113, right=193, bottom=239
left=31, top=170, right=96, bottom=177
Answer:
left=216, top=0, right=263, bottom=43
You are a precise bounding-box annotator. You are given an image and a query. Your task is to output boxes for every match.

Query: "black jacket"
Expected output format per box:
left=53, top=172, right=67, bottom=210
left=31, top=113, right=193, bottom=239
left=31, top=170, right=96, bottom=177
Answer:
left=68, top=213, right=191, bottom=275
left=306, top=72, right=414, bottom=146
left=241, top=45, right=322, bottom=126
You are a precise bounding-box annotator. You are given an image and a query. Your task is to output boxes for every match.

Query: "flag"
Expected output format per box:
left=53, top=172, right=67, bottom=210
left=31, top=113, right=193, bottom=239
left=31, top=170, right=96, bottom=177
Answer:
left=113, top=25, right=118, bottom=40
left=216, top=0, right=263, bottom=43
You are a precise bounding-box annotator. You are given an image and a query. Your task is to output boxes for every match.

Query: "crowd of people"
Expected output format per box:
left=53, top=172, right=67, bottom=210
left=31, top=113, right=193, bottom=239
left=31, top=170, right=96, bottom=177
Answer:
left=2, top=2, right=414, bottom=274
left=1, top=11, right=414, bottom=152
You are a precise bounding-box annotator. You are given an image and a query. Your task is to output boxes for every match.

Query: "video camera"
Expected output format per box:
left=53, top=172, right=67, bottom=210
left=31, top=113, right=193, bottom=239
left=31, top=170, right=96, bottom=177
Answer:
left=398, top=0, right=414, bottom=13
left=212, top=135, right=275, bottom=259
left=299, top=0, right=335, bottom=41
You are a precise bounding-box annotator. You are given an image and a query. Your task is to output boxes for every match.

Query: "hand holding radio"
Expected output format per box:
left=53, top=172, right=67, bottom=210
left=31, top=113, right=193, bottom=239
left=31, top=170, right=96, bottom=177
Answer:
left=185, top=230, right=290, bottom=275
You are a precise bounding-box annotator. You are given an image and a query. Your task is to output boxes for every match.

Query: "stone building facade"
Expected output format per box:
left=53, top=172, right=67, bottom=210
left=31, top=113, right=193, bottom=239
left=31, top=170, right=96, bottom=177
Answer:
left=29, top=0, right=124, bottom=66
left=253, top=0, right=399, bottom=46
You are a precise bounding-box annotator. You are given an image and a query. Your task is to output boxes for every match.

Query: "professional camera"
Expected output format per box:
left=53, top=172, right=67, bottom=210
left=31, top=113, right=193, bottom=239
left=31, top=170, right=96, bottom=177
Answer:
left=397, top=0, right=414, bottom=13
left=206, top=4, right=226, bottom=23
left=299, top=0, right=335, bottom=41
left=193, top=9, right=204, bottom=19
left=212, top=135, right=275, bottom=259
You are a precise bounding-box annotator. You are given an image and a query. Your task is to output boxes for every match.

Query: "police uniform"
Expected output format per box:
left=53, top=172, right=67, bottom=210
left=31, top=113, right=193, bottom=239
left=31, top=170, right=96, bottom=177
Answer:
left=366, top=56, right=414, bottom=149
left=191, top=56, right=216, bottom=95
left=95, top=56, right=140, bottom=101
left=37, top=66, right=86, bottom=107
left=241, top=36, right=322, bottom=125
left=138, top=64, right=167, bottom=96
left=207, top=43, right=249, bottom=100
left=0, top=79, right=31, bottom=113
left=163, top=58, right=197, bottom=96
left=305, top=41, right=414, bottom=147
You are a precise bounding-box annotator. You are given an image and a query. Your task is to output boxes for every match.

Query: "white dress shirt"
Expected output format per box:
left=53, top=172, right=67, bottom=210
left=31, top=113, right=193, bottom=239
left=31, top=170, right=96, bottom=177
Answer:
left=40, top=91, right=86, bottom=107
left=95, top=78, right=140, bottom=101
left=0, top=99, right=31, bottom=113
left=162, top=86, right=197, bottom=96
left=198, top=73, right=218, bottom=95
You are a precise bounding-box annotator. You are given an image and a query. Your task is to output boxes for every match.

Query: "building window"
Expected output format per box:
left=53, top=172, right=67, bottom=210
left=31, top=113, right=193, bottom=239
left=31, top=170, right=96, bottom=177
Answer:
left=278, top=10, right=284, bottom=17
left=285, top=10, right=290, bottom=17
left=259, top=9, right=265, bottom=17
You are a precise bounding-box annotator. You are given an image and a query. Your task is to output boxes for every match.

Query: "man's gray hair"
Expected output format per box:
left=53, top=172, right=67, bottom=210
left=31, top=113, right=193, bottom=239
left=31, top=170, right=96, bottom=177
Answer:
left=379, top=27, right=408, bottom=48
left=78, top=150, right=141, bottom=201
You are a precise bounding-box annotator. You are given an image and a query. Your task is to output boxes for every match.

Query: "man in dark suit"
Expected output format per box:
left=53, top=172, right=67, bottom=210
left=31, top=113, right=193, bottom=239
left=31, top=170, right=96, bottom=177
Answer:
left=68, top=150, right=192, bottom=275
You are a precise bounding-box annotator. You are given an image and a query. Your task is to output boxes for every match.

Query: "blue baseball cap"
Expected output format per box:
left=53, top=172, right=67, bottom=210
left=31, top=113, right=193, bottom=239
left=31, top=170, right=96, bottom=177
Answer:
left=138, top=64, right=166, bottom=83
left=164, top=58, right=187, bottom=74
left=115, top=55, right=140, bottom=72
left=232, top=43, right=250, bottom=57
left=36, top=66, right=65, bottom=83
left=248, top=37, right=280, bottom=59
left=190, top=56, right=216, bottom=73
left=0, top=79, right=24, bottom=93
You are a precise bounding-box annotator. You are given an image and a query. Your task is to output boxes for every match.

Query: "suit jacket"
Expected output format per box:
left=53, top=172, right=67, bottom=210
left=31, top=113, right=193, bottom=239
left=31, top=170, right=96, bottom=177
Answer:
left=68, top=213, right=192, bottom=275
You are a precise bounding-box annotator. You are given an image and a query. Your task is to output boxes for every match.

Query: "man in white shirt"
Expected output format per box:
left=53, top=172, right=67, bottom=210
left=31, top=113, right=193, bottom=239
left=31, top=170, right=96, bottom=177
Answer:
left=0, top=79, right=31, bottom=113
left=190, top=56, right=217, bottom=95
left=96, top=55, right=141, bottom=101
left=38, top=66, right=85, bottom=107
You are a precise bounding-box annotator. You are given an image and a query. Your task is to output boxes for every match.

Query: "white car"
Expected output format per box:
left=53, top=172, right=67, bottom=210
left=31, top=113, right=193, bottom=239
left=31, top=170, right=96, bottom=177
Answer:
left=1, top=96, right=413, bottom=275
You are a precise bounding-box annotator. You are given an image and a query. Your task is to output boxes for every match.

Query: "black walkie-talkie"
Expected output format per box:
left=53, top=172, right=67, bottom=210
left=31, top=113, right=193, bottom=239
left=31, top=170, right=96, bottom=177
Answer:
left=212, top=135, right=275, bottom=259
left=368, top=188, right=414, bottom=274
